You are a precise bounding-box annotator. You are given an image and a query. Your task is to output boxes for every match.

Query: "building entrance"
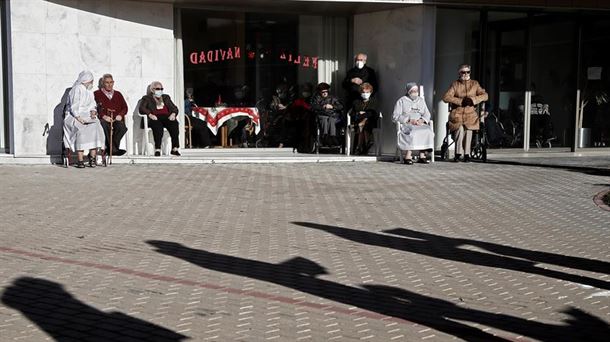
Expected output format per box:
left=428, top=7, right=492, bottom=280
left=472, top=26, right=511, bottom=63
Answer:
left=436, top=8, right=609, bottom=151
left=180, top=8, right=348, bottom=151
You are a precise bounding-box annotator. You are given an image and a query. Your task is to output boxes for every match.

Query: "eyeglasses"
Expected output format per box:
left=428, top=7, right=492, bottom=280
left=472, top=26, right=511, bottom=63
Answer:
left=459, top=70, right=471, bottom=75
left=154, top=87, right=164, bottom=90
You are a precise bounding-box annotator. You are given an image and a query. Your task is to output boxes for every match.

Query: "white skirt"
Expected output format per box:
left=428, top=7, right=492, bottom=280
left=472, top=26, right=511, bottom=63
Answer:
left=63, top=115, right=105, bottom=152
left=397, top=124, right=434, bottom=151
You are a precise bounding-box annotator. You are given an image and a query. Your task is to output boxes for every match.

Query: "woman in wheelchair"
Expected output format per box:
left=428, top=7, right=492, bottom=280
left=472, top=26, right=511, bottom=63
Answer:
left=442, top=64, right=488, bottom=162
left=392, top=82, right=434, bottom=165
left=350, top=82, right=378, bottom=155
left=311, top=83, right=343, bottom=147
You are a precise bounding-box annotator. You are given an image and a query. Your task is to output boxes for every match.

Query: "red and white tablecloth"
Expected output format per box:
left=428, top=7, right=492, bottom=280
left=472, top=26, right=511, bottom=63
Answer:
left=192, top=107, right=260, bottom=136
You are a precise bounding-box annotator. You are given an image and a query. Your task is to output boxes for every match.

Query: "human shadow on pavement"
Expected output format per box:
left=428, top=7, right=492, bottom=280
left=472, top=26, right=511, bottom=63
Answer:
left=293, top=222, right=610, bottom=291
left=486, top=160, right=610, bottom=177
left=147, top=240, right=610, bottom=342
left=1, top=277, right=188, bottom=342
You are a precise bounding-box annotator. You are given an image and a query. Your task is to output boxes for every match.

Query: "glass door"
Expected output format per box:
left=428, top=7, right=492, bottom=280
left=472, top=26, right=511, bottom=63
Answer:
left=578, top=18, right=610, bottom=148
left=529, top=14, right=577, bottom=148
left=483, top=12, right=528, bottom=149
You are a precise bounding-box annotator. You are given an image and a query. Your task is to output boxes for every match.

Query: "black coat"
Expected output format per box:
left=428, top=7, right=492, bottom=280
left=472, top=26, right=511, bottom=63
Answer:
left=342, top=65, right=378, bottom=103
left=351, top=97, right=378, bottom=130
left=139, top=94, right=180, bottom=128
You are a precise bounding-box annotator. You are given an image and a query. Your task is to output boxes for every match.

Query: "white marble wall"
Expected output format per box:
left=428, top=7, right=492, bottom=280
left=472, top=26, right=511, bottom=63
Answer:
left=10, top=0, right=175, bottom=156
left=353, top=6, right=436, bottom=155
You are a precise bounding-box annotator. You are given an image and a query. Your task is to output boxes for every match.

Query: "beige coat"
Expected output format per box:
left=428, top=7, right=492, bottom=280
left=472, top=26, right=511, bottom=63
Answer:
left=442, top=79, right=488, bottom=132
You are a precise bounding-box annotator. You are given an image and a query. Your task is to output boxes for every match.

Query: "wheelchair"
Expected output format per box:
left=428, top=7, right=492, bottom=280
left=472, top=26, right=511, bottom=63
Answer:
left=439, top=103, right=488, bottom=162
left=314, top=111, right=345, bottom=154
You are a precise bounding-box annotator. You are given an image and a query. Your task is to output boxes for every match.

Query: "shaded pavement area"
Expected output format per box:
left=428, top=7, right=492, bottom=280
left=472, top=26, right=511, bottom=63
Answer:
left=0, top=161, right=609, bottom=341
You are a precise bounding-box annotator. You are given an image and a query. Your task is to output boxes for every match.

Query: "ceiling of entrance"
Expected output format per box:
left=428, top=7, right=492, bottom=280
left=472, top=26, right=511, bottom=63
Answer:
left=144, top=0, right=411, bottom=15
left=145, top=0, right=610, bottom=12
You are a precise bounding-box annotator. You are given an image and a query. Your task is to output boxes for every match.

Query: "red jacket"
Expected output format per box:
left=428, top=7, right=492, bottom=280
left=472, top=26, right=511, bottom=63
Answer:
left=94, top=90, right=128, bottom=119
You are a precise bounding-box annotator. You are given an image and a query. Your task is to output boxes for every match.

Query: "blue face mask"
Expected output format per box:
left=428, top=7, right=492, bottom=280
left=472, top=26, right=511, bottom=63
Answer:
left=154, top=90, right=163, bottom=97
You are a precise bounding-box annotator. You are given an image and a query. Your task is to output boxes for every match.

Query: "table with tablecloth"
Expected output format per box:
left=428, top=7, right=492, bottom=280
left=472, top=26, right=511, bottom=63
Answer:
left=191, top=106, right=260, bottom=147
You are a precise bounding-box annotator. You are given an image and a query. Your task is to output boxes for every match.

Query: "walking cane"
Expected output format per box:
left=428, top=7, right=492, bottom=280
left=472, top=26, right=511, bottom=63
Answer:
left=107, top=109, right=116, bottom=165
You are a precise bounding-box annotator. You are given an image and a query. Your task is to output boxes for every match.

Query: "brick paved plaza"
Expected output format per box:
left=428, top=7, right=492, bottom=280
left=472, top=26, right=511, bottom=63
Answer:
left=0, top=161, right=609, bottom=341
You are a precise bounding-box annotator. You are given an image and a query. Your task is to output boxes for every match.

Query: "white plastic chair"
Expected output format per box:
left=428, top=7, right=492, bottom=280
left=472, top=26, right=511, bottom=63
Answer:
left=395, top=119, right=435, bottom=163
left=345, top=110, right=383, bottom=157
left=137, top=112, right=171, bottom=156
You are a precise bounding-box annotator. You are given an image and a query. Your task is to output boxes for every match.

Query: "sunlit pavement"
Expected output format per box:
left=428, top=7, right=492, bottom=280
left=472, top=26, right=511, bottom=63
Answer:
left=0, top=161, right=609, bottom=341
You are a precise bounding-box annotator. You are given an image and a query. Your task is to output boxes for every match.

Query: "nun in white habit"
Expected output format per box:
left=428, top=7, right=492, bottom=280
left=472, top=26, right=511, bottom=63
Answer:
left=63, top=70, right=105, bottom=168
left=392, top=82, right=434, bottom=164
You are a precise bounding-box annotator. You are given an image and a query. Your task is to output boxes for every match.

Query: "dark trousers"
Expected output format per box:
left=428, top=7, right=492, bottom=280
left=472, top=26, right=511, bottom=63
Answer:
left=100, top=119, right=127, bottom=152
left=149, top=116, right=179, bottom=149
left=190, top=117, right=211, bottom=147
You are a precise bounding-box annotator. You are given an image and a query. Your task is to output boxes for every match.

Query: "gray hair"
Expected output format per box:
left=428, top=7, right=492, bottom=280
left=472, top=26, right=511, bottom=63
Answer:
left=458, top=64, right=471, bottom=71
left=147, top=81, right=163, bottom=96
left=98, top=74, right=114, bottom=90
left=354, top=53, right=368, bottom=61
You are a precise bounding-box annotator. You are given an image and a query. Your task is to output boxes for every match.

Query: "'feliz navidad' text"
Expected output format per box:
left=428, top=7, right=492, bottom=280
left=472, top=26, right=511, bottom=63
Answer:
left=189, top=46, right=319, bottom=69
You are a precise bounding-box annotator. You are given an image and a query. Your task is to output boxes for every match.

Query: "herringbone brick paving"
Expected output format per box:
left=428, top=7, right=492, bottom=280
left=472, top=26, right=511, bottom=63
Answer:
left=0, top=162, right=608, bottom=341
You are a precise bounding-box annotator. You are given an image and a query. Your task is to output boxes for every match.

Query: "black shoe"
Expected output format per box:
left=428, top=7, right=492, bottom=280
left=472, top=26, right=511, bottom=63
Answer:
left=76, top=161, right=86, bottom=168
left=171, top=150, right=181, bottom=156
left=453, top=154, right=462, bottom=162
left=115, top=149, right=127, bottom=156
left=88, top=155, right=97, bottom=168
left=154, top=151, right=161, bottom=157
left=418, top=157, right=430, bottom=164
left=403, top=158, right=413, bottom=165
left=463, top=155, right=471, bottom=163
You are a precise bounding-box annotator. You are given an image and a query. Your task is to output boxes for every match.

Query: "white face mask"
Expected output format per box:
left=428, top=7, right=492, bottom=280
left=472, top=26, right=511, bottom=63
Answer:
left=154, top=90, right=163, bottom=97
left=356, top=61, right=365, bottom=69
left=361, top=92, right=371, bottom=100
left=408, top=92, right=418, bottom=100
left=85, top=82, right=93, bottom=90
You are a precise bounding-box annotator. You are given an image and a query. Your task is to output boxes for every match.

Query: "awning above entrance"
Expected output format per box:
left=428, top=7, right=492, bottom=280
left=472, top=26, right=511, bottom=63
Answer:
left=147, top=0, right=610, bottom=12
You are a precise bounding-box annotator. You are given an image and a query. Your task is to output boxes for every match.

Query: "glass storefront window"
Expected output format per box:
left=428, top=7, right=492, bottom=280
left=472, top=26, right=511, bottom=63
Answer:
left=580, top=18, right=610, bottom=148
left=181, top=9, right=348, bottom=149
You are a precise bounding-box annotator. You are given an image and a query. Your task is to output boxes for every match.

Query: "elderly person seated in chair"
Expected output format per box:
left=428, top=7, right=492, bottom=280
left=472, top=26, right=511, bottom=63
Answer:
left=94, top=74, right=128, bottom=156
left=63, top=70, right=105, bottom=168
left=392, top=82, right=434, bottom=165
left=311, top=82, right=343, bottom=146
left=350, top=82, right=378, bottom=155
left=139, top=81, right=181, bottom=156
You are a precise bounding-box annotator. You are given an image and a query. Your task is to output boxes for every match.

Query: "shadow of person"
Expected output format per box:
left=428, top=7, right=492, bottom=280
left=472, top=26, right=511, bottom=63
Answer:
left=383, top=227, right=610, bottom=275
left=292, top=222, right=610, bottom=290
left=46, top=87, right=72, bottom=164
left=147, top=240, right=609, bottom=341
left=1, top=277, right=188, bottom=342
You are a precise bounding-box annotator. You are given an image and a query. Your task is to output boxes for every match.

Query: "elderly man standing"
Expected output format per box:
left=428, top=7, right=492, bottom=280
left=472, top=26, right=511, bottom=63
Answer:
left=94, top=74, right=128, bottom=156
left=342, top=53, right=378, bottom=106
left=442, top=64, right=488, bottom=162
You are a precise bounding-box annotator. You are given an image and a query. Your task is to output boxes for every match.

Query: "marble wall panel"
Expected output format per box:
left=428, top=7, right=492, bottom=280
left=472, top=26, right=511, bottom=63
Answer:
left=78, top=35, right=111, bottom=75
left=11, top=32, right=46, bottom=74
left=10, top=0, right=176, bottom=156
left=45, top=33, right=82, bottom=76
left=354, top=7, right=426, bottom=154
left=141, top=38, right=175, bottom=79
left=10, top=0, right=45, bottom=33
left=76, top=0, right=112, bottom=37
left=110, top=37, right=142, bottom=77
left=45, top=0, right=79, bottom=35
left=12, top=73, right=47, bottom=156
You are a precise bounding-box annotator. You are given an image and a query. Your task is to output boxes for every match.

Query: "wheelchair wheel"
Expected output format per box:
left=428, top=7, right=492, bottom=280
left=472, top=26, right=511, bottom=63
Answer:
left=471, top=144, right=484, bottom=161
